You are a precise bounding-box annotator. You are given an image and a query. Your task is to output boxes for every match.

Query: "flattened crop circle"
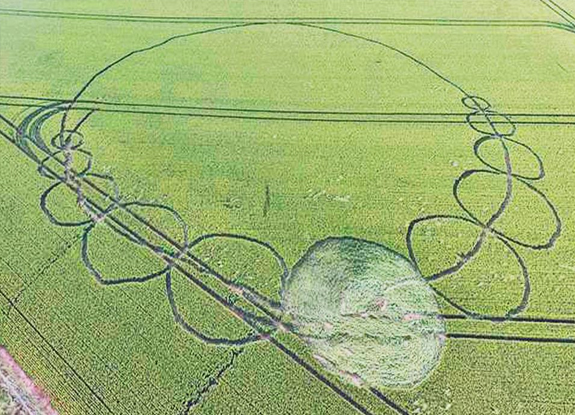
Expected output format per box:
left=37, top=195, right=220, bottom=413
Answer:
left=283, top=237, right=445, bottom=389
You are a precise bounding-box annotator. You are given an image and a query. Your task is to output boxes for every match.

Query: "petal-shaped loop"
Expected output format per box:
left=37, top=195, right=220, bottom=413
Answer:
left=40, top=181, right=92, bottom=227
left=80, top=200, right=187, bottom=286
left=454, top=170, right=561, bottom=249
left=406, top=214, right=530, bottom=318
left=189, top=233, right=289, bottom=309
left=165, top=271, right=262, bottom=346
left=474, top=135, right=544, bottom=181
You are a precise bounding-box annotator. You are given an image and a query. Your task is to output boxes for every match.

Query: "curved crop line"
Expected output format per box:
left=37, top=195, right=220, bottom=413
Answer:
left=56, top=21, right=471, bottom=137
left=188, top=233, right=289, bottom=309
left=405, top=95, right=561, bottom=318
left=81, top=223, right=171, bottom=285
left=49, top=20, right=480, bottom=332
left=58, top=23, right=263, bottom=144
left=7, top=21, right=563, bottom=414
left=538, top=0, right=575, bottom=30
left=165, top=271, right=263, bottom=346
left=453, top=169, right=562, bottom=250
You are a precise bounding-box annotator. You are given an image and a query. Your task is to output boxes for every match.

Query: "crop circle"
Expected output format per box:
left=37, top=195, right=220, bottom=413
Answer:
left=283, top=237, right=445, bottom=388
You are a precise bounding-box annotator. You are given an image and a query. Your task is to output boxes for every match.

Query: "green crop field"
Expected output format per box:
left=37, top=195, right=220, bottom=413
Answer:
left=0, top=1, right=575, bottom=414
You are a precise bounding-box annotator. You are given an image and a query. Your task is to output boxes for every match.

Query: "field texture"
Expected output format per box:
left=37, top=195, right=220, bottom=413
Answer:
left=1, top=1, right=575, bottom=414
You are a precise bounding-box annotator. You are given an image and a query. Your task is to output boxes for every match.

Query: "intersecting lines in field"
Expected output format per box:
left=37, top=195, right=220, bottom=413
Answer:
left=0, top=19, right=573, bottom=415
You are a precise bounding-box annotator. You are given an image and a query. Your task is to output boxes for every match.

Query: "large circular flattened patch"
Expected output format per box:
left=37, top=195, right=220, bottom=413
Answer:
left=283, top=237, right=445, bottom=388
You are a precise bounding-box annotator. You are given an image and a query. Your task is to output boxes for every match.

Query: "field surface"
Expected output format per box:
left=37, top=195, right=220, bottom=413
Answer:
left=1, top=1, right=575, bottom=414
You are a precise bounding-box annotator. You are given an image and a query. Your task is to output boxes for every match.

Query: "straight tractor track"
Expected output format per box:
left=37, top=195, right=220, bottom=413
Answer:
left=0, top=285, right=115, bottom=414
left=538, top=0, right=575, bottom=29
left=0, top=7, right=574, bottom=34
left=3, top=99, right=575, bottom=125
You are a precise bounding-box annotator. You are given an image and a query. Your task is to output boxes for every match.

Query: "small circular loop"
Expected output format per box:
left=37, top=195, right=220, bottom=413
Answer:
left=466, top=110, right=516, bottom=137
left=38, top=147, right=94, bottom=179
left=50, top=129, right=85, bottom=150
left=462, top=95, right=491, bottom=111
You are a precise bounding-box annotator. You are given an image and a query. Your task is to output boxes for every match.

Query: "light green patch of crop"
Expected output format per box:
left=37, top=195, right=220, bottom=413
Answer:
left=284, top=237, right=445, bottom=388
